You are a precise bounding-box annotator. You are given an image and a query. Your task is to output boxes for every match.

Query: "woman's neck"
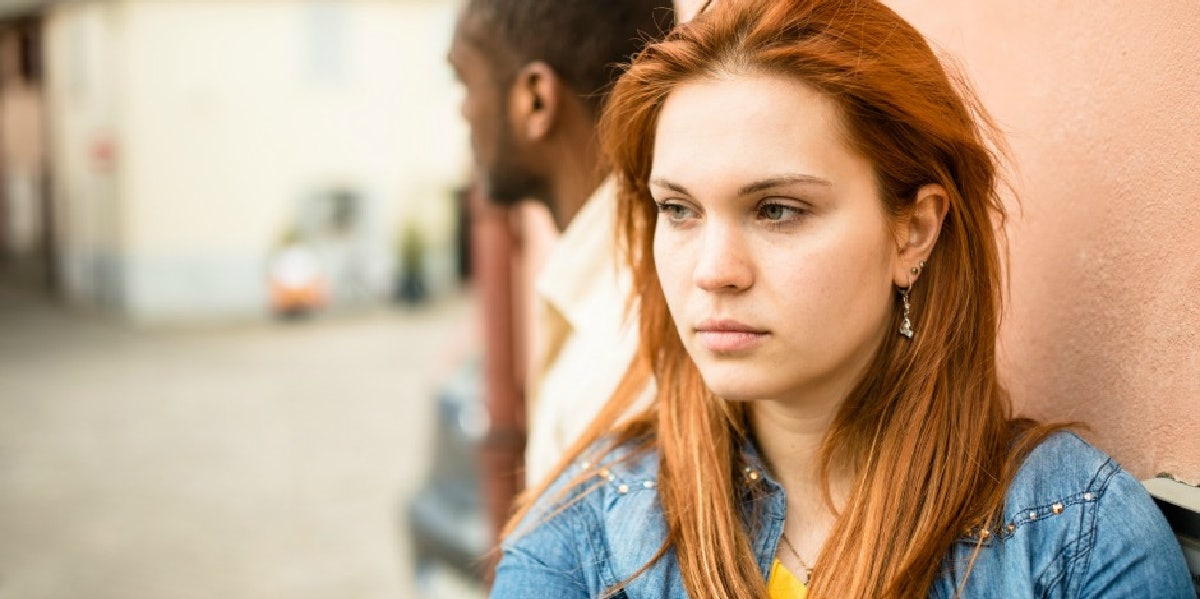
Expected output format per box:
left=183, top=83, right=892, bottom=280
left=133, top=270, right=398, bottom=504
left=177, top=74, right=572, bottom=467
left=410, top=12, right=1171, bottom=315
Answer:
left=749, top=397, right=840, bottom=496
left=749, top=394, right=853, bottom=565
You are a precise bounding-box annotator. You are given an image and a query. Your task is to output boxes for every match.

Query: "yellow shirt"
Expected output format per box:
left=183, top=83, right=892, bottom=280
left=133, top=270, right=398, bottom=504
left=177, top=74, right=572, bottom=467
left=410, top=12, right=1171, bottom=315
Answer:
left=768, top=559, right=808, bottom=599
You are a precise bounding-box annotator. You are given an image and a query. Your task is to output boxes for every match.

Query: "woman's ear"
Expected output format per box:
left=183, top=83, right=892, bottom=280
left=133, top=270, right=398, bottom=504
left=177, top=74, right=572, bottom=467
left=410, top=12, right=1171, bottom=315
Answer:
left=892, top=184, right=949, bottom=286
left=507, top=61, right=559, bottom=141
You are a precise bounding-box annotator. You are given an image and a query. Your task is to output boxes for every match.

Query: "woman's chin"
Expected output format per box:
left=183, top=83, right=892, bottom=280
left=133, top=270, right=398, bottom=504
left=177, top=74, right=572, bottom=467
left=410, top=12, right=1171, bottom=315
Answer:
left=701, top=379, right=770, bottom=403
left=695, top=362, right=783, bottom=403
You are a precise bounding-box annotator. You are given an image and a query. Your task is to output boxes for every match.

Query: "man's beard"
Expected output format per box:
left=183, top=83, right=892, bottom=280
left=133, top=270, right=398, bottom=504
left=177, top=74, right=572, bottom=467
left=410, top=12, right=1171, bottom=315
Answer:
left=481, top=127, right=546, bottom=208
left=483, top=167, right=544, bottom=207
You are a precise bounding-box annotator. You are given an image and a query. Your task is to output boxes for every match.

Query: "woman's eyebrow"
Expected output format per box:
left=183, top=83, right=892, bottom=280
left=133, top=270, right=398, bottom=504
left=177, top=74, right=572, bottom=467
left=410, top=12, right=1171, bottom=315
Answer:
left=650, top=174, right=833, bottom=197
left=649, top=178, right=692, bottom=196
left=738, top=174, right=832, bottom=196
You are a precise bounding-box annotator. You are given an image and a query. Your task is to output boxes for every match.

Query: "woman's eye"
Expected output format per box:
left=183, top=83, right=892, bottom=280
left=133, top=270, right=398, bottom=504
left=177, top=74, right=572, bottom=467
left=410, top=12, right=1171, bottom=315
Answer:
left=757, top=202, right=806, bottom=222
left=655, top=201, right=697, bottom=222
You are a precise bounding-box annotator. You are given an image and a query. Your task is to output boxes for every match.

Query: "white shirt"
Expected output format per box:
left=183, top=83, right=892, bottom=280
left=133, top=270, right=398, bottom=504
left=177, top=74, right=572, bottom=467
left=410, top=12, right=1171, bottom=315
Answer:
left=526, top=178, right=647, bottom=486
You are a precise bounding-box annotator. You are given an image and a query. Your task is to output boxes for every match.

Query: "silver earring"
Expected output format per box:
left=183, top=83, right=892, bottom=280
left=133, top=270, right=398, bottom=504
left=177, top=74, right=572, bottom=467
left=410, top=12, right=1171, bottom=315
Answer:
left=899, top=260, right=926, bottom=339
left=899, top=286, right=914, bottom=339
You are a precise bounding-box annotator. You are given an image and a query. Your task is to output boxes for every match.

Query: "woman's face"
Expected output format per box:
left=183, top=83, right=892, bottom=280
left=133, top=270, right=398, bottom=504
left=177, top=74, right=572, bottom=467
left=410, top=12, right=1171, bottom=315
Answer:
left=650, top=74, right=900, bottom=405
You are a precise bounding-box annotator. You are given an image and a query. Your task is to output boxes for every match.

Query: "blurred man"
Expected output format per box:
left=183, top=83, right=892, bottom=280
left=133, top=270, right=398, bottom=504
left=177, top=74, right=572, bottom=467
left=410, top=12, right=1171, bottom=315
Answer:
left=448, top=0, right=672, bottom=485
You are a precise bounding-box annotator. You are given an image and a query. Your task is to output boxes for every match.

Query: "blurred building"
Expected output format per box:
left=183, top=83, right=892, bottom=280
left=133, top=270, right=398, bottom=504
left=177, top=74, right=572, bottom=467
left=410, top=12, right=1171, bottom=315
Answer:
left=0, top=3, right=48, bottom=292
left=0, top=0, right=468, bottom=322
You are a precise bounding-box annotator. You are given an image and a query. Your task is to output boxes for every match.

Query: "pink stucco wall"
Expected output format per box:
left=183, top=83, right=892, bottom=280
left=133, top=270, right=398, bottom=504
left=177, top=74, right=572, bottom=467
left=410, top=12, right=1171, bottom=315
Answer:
left=885, top=1, right=1200, bottom=482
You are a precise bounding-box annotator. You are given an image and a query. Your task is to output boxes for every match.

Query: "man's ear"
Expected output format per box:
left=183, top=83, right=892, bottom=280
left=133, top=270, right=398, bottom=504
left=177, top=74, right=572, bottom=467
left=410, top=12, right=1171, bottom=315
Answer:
left=892, top=183, right=949, bottom=286
left=508, top=61, right=559, bottom=141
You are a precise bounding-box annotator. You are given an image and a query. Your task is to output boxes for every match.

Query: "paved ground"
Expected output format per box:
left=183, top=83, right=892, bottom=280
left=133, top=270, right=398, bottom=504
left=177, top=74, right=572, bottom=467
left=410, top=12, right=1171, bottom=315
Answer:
left=0, top=286, right=485, bottom=599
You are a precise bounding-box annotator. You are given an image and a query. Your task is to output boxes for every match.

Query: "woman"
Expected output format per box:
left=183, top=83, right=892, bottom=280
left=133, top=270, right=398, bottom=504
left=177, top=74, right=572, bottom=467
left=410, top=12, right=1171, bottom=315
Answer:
left=490, top=1, right=1193, bottom=597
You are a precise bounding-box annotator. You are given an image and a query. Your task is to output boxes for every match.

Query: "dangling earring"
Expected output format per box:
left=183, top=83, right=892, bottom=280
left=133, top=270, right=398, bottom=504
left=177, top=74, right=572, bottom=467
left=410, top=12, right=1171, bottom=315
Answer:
left=899, top=287, right=914, bottom=339
left=899, top=260, right=924, bottom=339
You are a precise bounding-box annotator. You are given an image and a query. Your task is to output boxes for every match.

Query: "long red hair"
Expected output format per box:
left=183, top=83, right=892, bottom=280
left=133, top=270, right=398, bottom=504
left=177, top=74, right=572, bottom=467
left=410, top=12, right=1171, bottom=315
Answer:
left=504, top=1, right=1061, bottom=596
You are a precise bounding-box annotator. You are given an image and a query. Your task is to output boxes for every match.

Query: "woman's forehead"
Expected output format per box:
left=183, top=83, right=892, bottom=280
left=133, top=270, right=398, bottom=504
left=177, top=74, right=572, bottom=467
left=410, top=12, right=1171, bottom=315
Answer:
left=650, top=74, right=859, bottom=191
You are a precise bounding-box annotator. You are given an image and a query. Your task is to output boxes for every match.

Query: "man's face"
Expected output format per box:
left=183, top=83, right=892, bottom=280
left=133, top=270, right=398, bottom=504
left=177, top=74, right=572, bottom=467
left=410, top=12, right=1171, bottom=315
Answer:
left=448, top=21, right=540, bottom=205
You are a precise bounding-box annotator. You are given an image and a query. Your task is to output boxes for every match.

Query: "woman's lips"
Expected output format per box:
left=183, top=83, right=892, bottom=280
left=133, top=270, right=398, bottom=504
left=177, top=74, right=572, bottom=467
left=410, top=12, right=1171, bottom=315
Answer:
left=694, top=320, right=769, bottom=352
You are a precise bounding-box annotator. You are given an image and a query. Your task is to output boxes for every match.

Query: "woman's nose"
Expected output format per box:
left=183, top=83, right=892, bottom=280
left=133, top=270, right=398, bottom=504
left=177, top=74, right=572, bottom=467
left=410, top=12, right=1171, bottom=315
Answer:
left=693, top=223, right=753, bottom=293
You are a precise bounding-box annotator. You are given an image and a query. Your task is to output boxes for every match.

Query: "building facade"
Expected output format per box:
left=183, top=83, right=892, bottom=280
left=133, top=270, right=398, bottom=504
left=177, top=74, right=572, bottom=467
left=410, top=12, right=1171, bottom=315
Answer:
left=1, top=0, right=468, bottom=321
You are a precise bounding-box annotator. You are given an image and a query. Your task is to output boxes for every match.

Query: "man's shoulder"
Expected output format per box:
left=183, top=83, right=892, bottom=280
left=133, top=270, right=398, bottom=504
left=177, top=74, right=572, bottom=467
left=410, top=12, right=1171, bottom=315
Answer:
left=532, top=176, right=630, bottom=326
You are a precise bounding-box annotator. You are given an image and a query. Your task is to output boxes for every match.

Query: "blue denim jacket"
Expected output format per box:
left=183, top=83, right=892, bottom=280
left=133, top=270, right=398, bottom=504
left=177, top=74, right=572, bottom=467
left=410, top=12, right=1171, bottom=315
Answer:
left=492, top=432, right=1193, bottom=598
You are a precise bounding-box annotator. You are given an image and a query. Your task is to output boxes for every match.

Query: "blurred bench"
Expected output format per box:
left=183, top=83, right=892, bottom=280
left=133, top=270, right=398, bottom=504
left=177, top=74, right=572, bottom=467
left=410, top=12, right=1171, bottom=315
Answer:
left=1144, top=476, right=1200, bottom=596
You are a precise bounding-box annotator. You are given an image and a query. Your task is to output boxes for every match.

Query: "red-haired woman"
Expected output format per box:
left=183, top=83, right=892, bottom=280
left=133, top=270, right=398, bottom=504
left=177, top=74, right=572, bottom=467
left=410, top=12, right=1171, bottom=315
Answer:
left=490, top=1, right=1193, bottom=597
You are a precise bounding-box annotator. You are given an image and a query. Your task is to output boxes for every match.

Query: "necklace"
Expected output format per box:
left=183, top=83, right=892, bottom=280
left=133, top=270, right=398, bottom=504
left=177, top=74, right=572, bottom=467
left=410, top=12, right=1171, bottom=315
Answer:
left=779, top=532, right=814, bottom=585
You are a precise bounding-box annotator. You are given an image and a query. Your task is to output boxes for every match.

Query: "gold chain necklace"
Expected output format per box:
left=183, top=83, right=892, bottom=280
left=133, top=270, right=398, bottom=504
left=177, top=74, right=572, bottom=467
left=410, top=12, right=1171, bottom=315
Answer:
left=779, top=532, right=814, bottom=585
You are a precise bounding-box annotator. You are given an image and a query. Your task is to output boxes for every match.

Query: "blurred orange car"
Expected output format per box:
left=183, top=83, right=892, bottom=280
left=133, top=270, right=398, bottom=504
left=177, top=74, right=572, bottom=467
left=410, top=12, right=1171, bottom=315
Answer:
left=268, top=243, right=327, bottom=316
